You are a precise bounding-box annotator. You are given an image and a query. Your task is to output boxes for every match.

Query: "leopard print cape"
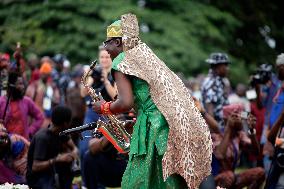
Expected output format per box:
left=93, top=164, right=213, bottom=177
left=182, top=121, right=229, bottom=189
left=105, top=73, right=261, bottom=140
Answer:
left=118, top=13, right=213, bottom=189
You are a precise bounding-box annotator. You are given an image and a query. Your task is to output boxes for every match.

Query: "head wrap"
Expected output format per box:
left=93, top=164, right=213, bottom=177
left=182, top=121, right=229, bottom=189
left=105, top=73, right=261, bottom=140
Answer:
left=107, top=20, right=122, bottom=38
left=276, top=53, right=284, bottom=66
left=222, top=103, right=244, bottom=119
left=39, top=62, right=52, bottom=74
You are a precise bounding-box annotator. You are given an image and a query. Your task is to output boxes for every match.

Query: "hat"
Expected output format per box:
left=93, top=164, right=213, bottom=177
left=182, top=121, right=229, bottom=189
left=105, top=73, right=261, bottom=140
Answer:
left=276, top=53, right=284, bottom=66
left=107, top=20, right=122, bottom=38
left=39, top=62, right=52, bottom=74
left=222, top=104, right=244, bottom=119
left=206, top=53, right=230, bottom=65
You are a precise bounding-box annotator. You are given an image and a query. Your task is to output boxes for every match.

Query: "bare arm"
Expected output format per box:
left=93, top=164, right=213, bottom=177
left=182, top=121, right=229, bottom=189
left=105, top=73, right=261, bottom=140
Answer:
left=214, top=124, right=232, bottom=160
left=89, top=137, right=110, bottom=155
left=205, top=103, right=214, bottom=117
left=32, top=139, right=77, bottom=172
left=202, top=112, right=220, bottom=134
left=193, top=97, right=220, bottom=133
left=104, top=81, right=117, bottom=100
left=268, top=111, right=284, bottom=145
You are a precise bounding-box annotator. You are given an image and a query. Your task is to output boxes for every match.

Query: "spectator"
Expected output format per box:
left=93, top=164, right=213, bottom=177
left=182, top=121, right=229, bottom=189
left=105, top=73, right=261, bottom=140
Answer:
left=251, top=63, right=281, bottom=175
left=0, top=125, right=29, bottom=184
left=79, top=47, right=117, bottom=163
left=264, top=53, right=284, bottom=189
left=26, top=58, right=60, bottom=128
left=52, top=54, right=71, bottom=105
left=0, top=71, right=44, bottom=140
left=201, top=52, right=231, bottom=129
left=250, top=92, right=265, bottom=167
left=99, top=46, right=117, bottom=100
left=82, top=136, right=127, bottom=189
left=212, top=104, right=265, bottom=189
left=229, top=83, right=251, bottom=112
left=26, top=106, right=79, bottom=189
left=26, top=55, right=40, bottom=84
left=0, top=53, right=10, bottom=96
left=66, top=65, right=85, bottom=128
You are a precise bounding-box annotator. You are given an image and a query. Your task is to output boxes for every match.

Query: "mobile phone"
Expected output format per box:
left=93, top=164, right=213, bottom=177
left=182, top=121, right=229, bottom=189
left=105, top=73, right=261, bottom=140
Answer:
left=241, top=111, right=249, bottom=119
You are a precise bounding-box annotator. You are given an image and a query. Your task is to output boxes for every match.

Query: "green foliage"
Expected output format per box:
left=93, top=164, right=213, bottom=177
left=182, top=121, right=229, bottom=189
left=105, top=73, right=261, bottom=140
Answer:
left=0, top=0, right=283, bottom=86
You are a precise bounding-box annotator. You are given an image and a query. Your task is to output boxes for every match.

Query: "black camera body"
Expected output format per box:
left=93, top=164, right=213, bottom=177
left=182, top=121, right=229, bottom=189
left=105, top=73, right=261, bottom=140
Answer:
left=91, top=65, right=103, bottom=89
left=250, top=64, right=273, bottom=86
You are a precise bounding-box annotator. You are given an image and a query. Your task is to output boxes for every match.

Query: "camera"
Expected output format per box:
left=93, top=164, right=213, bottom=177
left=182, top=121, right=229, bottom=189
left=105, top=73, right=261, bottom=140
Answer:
left=250, top=64, right=272, bottom=86
left=91, top=65, right=103, bottom=89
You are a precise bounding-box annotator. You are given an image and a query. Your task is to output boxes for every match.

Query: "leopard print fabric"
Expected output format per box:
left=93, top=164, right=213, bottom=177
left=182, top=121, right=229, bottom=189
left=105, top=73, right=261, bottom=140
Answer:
left=118, top=13, right=213, bottom=189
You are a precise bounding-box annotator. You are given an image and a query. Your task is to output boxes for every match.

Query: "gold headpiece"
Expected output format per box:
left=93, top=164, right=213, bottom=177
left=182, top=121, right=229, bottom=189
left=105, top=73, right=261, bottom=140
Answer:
left=107, top=20, right=122, bottom=38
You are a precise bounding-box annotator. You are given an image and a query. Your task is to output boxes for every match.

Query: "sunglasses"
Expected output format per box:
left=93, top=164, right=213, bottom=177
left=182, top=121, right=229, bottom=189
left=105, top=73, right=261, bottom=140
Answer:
left=103, top=38, right=120, bottom=47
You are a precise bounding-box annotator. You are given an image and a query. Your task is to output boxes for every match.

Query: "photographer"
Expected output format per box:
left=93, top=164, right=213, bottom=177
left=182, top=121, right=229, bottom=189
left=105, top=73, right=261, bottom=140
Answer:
left=213, top=104, right=265, bottom=189
left=251, top=63, right=282, bottom=174
left=264, top=53, right=284, bottom=189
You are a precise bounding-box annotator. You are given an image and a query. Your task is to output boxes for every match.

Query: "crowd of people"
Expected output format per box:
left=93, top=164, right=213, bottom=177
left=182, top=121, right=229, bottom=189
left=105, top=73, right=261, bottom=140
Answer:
left=1, top=18, right=284, bottom=189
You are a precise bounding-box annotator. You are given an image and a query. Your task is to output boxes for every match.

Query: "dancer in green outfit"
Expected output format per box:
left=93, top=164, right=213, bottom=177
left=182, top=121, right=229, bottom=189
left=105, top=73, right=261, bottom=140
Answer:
left=93, top=13, right=212, bottom=189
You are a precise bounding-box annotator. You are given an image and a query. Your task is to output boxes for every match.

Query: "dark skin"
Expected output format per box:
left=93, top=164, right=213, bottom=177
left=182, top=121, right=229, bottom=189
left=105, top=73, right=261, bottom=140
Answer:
left=32, top=122, right=79, bottom=172
left=205, top=63, right=229, bottom=117
left=10, top=77, right=25, bottom=100
left=214, top=112, right=260, bottom=163
left=93, top=37, right=134, bottom=114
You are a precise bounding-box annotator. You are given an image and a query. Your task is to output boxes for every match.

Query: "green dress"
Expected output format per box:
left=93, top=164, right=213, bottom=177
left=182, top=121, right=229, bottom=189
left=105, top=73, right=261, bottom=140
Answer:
left=112, top=53, right=187, bottom=189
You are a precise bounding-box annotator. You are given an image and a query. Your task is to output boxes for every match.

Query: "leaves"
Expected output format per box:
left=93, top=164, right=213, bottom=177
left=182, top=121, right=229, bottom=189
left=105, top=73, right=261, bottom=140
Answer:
left=0, top=0, right=283, bottom=86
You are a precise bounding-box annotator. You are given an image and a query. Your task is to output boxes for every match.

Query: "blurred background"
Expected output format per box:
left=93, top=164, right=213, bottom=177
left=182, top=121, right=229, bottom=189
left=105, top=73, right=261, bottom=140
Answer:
left=0, top=0, right=283, bottom=86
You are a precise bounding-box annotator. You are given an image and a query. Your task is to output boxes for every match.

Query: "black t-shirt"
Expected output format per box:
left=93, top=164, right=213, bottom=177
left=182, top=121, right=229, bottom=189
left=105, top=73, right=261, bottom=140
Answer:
left=26, top=127, right=70, bottom=186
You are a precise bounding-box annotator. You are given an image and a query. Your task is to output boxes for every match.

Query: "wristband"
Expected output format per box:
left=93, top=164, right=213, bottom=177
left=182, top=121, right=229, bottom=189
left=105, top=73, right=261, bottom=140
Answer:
left=100, top=101, right=113, bottom=115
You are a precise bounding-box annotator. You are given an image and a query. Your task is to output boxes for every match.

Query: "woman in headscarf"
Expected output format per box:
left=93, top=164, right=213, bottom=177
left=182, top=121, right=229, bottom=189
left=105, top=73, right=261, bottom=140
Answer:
left=93, top=13, right=212, bottom=189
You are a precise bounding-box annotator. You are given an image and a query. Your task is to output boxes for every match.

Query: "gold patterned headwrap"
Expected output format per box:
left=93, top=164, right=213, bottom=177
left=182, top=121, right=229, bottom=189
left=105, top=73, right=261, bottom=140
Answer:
left=107, top=20, right=122, bottom=38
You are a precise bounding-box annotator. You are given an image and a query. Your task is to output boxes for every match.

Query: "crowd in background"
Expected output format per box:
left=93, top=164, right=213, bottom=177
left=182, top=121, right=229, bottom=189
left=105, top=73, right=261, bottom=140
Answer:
left=1, top=47, right=284, bottom=189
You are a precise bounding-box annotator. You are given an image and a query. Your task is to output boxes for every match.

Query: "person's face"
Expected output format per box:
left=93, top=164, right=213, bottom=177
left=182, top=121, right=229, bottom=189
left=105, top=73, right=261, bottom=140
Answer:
left=277, top=64, right=284, bottom=81
left=41, top=73, right=50, bottom=83
left=236, top=84, right=246, bottom=97
left=15, top=77, right=25, bottom=95
left=0, top=59, right=9, bottom=70
left=217, top=63, right=229, bottom=77
left=99, top=50, right=112, bottom=69
left=56, top=63, right=63, bottom=72
left=103, top=37, right=123, bottom=60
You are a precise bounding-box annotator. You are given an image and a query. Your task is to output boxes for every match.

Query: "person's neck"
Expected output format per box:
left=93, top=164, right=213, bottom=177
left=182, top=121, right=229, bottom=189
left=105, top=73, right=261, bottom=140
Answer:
left=49, top=124, right=61, bottom=135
